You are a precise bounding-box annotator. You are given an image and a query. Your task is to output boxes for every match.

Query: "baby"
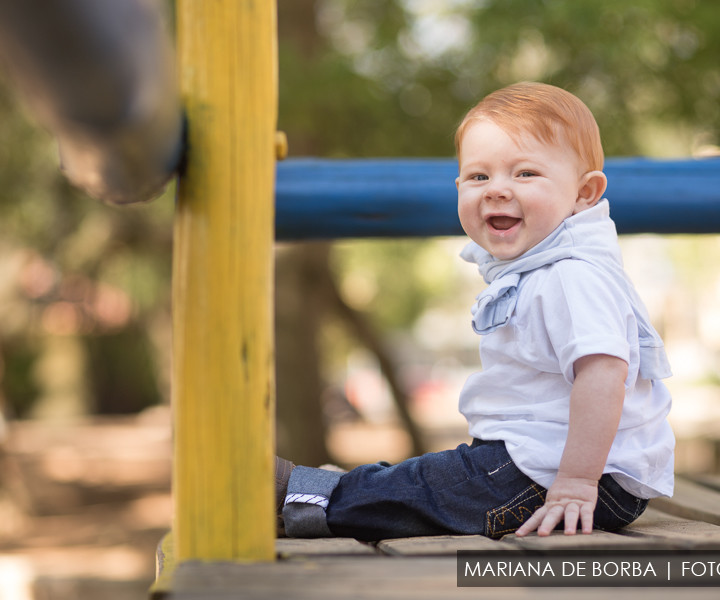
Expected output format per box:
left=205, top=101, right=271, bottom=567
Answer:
left=276, top=82, right=674, bottom=540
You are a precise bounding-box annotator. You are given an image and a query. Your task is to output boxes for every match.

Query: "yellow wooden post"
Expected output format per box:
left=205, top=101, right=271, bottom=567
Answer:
left=172, top=0, right=277, bottom=561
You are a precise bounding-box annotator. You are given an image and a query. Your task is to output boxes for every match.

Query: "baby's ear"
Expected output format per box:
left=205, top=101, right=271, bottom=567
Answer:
left=574, top=171, right=607, bottom=214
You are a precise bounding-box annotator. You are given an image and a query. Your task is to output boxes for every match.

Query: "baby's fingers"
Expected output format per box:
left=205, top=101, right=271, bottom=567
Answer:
left=579, top=503, right=595, bottom=534
left=516, top=502, right=595, bottom=537
left=544, top=502, right=595, bottom=536
left=536, top=504, right=566, bottom=536
left=515, top=507, right=547, bottom=537
left=562, top=502, right=581, bottom=534
left=563, top=502, right=595, bottom=535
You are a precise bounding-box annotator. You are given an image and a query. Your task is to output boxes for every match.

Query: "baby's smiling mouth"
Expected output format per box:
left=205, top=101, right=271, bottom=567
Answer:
left=488, top=216, right=521, bottom=231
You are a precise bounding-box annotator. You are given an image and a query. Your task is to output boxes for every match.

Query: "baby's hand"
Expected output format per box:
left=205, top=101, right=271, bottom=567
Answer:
left=515, top=475, right=598, bottom=537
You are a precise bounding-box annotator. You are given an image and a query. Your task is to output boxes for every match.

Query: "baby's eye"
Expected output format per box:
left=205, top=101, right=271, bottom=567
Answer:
left=518, top=171, right=536, bottom=178
left=472, top=174, right=488, bottom=181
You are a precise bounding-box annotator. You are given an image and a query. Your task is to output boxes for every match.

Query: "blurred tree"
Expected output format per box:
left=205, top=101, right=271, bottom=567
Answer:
left=275, top=0, right=720, bottom=465
left=309, top=0, right=720, bottom=157
left=0, top=76, right=173, bottom=420
left=2, top=0, right=720, bottom=465
left=276, top=0, right=426, bottom=465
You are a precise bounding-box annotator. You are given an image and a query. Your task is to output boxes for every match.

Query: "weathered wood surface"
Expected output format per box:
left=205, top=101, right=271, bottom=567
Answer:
left=649, top=477, right=720, bottom=525
left=276, top=537, right=377, bottom=557
left=376, top=534, right=515, bottom=555
left=689, top=473, right=720, bottom=492
left=153, top=475, right=720, bottom=599
left=153, top=556, right=720, bottom=600
left=621, top=509, right=720, bottom=550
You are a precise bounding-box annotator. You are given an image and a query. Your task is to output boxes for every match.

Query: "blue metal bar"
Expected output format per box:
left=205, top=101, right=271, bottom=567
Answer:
left=275, top=157, right=720, bottom=240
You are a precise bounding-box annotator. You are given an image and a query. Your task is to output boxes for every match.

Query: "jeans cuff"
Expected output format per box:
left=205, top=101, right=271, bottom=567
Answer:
left=282, top=466, right=343, bottom=538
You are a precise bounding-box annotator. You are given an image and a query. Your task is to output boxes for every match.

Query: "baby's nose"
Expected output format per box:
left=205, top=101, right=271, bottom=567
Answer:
left=483, top=181, right=512, bottom=201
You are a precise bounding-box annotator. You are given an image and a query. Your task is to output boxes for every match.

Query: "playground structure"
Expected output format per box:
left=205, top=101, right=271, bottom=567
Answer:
left=275, top=157, right=720, bottom=240
left=0, top=0, right=277, bottom=566
left=2, top=1, right=720, bottom=598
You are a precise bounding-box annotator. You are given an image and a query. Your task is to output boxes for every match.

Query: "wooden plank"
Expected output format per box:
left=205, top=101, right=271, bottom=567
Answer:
left=152, top=555, right=720, bottom=600
left=171, top=0, right=278, bottom=562
left=686, top=473, right=720, bottom=493
left=274, top=157, right=720, bottom=240
left=276, top=538, right=377, bottom=557
left=491, top=506, right=720, bottom=551
left=155, top=557, right=472, bottom=600
left=500, top=530, right=655, bottom=551
left=618, top=508, right=720, bottom=550
left=649, top=477, right=720, bottom=526
left=377, top=534, right=514, bottom=556
left=156, top=534, right=376, bottom=593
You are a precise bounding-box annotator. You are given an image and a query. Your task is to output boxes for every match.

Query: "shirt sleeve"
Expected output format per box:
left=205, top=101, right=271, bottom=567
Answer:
left=536, top=259, right=633, bottom=385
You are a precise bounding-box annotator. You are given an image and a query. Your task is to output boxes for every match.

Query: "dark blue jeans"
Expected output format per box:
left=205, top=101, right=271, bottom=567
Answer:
left=282, top=439, right=648, bottom=541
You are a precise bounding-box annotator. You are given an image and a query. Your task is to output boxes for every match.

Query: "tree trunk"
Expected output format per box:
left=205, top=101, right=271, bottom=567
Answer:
left=275, top=244, right=332, bottom=466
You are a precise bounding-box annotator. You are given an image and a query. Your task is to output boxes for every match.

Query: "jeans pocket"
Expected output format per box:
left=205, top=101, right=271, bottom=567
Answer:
left=484, top=482, right=547, bottom=540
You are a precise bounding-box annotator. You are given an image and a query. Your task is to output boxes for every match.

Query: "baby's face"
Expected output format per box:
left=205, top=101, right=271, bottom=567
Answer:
left=456, top=119, right=585, bottom=260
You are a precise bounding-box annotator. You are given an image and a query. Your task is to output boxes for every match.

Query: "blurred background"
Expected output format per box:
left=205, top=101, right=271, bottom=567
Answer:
left=2, top=0, right=720, bottom=598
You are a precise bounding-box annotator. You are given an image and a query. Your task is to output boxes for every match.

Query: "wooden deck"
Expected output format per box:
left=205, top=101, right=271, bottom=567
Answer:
left=151, top=475, right=720, bottom=599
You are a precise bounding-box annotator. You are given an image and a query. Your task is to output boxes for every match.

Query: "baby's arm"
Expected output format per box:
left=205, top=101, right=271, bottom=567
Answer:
left=515, top=353, right=627, bottom=537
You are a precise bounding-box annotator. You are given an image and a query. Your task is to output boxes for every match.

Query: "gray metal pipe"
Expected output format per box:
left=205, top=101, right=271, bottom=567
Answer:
left=0, top=0, right=183, bottom=204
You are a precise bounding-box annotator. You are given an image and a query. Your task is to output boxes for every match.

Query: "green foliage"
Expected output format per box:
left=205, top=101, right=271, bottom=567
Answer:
left=0, top=77, right=172, bottom=417
left=276, top=0, right=720, bottom=354
left=4, top=0, right=720, bottom=417
left=456, top=0, right=720, bottom=156
left=332, top=239, right=462, bottom=330
left=281, top=0, right=720, bottom=159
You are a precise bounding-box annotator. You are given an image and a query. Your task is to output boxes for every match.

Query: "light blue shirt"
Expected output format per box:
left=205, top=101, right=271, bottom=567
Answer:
left=459, top=201, right=675, bottom=498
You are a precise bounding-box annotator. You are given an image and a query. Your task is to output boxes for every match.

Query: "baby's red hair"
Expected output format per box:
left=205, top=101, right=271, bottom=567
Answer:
left=455, top=82, right=604, bottom=173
